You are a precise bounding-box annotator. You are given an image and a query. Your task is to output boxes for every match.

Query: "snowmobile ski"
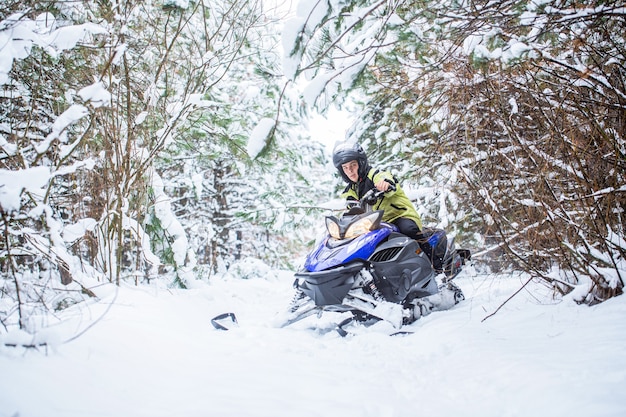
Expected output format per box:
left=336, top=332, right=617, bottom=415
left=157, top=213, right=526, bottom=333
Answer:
left=211, top=312, right=238, bottom=331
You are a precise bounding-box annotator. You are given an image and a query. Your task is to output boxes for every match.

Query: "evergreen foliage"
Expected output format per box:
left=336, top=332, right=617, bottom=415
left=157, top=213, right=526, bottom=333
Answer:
left=0, top=0, right=332, bottom=332
left=284, top=0, right=625, bottom=304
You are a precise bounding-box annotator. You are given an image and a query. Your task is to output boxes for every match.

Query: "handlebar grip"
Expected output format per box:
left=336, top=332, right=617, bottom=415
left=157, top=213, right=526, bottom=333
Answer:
left=362, top=183, right=396, bottom=204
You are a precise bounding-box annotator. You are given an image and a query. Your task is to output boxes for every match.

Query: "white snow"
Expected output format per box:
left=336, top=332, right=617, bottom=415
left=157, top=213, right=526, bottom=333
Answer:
left=281, top=17, right=305, bottom=79
left=0, top=13, right=107, bottom=85
left=62, top=217, right=98, bottom=243
left=36, top=104, right=89, bottom=153
left=302, top=71, right=334, bottom=107
left=78, top=82, right=112, bottom=108
left=247, top=117, right=275, bottom=159
left=0, top=166, right=50, bottom=212
left=1, top=268, right=625, bottom=417
left=509, top=97, right=519, bottom=115
left=281, top=1, right=330, bottom=80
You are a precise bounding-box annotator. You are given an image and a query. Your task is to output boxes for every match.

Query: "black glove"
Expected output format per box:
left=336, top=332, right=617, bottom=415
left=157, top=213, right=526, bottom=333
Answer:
left=362, top=190, right=379, bottom=205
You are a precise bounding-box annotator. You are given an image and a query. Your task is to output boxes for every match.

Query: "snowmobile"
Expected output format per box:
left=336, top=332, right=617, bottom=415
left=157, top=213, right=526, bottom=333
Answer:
left=278, top=187, right=471, bottom=335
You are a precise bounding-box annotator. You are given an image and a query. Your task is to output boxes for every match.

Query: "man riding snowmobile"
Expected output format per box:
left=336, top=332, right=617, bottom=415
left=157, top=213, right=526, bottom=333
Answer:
left=268, top=141, right=471, bottom=334
left=332, top=141, right=453, bottom=276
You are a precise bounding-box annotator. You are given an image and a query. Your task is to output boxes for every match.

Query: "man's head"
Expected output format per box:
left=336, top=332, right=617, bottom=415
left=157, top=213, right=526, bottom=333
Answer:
left=332, top=142, right=368, bottom=183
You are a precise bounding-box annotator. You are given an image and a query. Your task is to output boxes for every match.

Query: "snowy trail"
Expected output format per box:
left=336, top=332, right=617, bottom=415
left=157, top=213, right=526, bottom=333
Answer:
left=2, top=270, right=626, bottom=417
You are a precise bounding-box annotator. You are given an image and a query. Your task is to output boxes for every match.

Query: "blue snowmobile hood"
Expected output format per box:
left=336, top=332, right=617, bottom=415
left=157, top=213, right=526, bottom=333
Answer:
left=304, top=226, right=394, bottom=272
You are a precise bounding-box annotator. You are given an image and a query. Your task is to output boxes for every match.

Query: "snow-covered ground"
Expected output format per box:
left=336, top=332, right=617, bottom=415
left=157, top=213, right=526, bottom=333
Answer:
left=1, top=265, right=625, bottom=417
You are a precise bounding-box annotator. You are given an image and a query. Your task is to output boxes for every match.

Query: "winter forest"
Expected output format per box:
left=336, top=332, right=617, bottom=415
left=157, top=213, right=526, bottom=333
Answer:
left=1, top=0, right=625, bottom=343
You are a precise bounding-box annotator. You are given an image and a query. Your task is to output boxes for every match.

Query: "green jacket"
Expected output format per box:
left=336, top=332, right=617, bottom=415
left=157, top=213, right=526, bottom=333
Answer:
left=340, top=167, right=423, bottom=229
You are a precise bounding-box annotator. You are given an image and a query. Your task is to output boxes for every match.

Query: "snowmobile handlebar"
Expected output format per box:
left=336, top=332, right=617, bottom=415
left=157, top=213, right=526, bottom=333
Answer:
left=362, top=183, right=396, bottom=205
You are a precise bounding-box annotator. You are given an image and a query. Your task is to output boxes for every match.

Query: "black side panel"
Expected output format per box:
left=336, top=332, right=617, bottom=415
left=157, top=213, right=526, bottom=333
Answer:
left=295, top=262, right=364, bottom=306
left=369, top=236, right=436, bottom=302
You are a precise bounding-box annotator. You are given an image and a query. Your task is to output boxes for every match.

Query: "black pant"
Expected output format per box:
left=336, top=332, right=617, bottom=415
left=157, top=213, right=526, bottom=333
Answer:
left=392, top=217, right=422, bottom=240
left=392, top=217, right=446, bottom=272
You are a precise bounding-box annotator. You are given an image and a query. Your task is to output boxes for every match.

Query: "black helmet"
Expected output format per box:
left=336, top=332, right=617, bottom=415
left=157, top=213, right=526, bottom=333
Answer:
left=332, top=142, right=368, bottom=183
